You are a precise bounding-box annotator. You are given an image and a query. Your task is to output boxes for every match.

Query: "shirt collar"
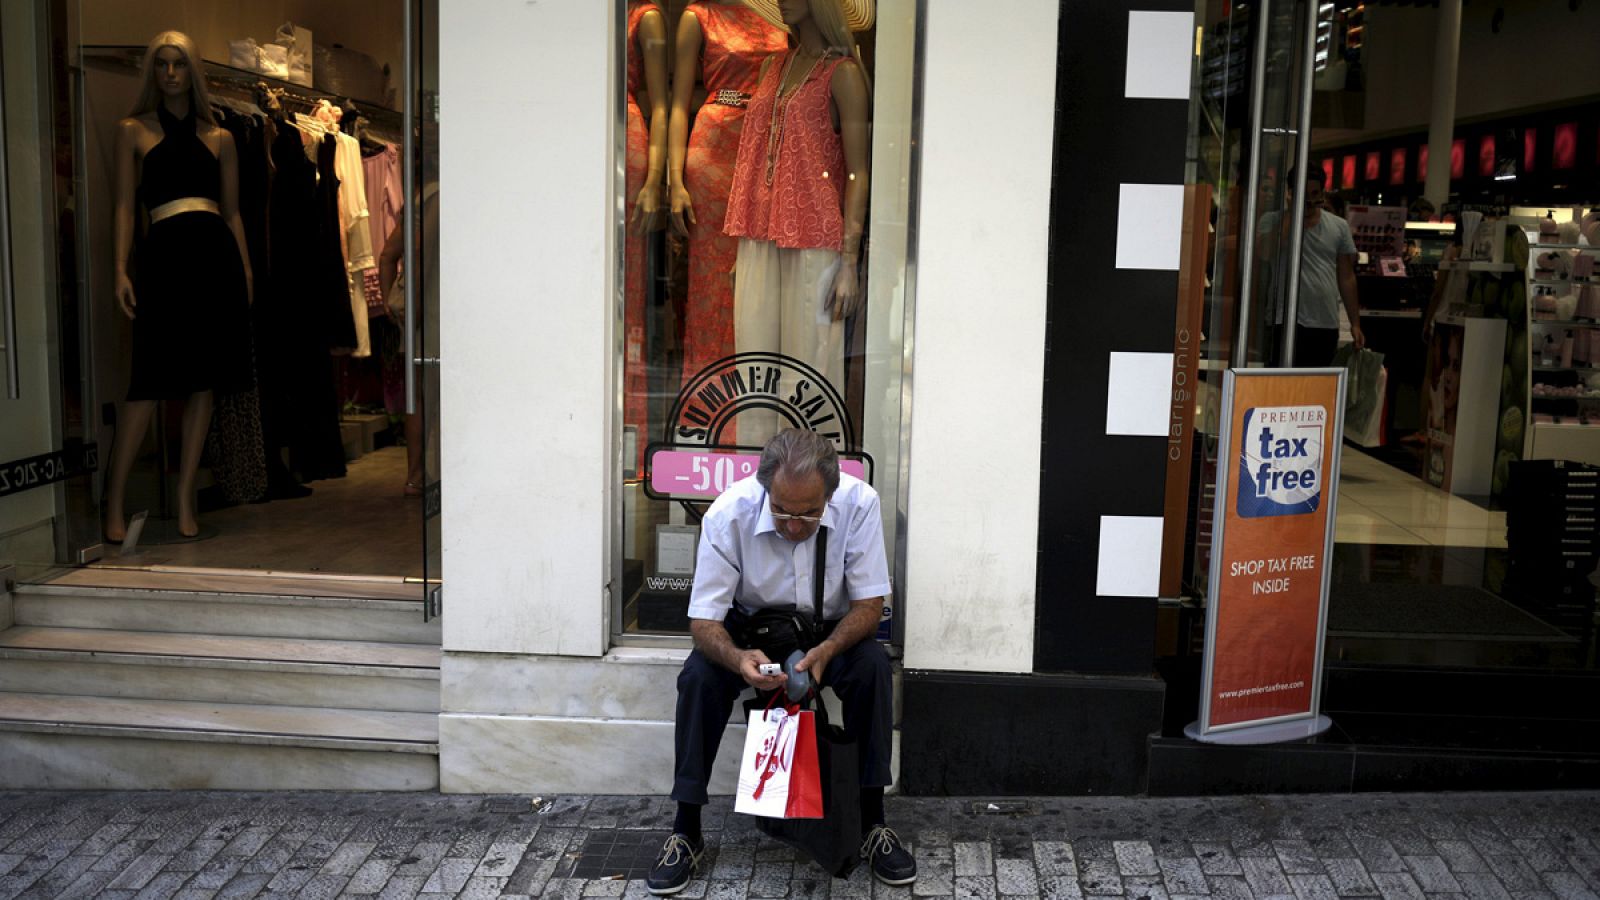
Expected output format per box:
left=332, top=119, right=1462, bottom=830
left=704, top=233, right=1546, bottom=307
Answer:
left=754, top=488, right=839, bottom=536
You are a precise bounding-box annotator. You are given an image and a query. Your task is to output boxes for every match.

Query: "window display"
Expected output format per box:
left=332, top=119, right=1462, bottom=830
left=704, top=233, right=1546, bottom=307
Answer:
left=619, top=0, right=914, bottom=638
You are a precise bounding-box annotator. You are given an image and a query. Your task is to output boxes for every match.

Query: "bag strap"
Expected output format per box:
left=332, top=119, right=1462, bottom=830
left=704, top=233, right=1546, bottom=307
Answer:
left=813, top=525, right=828, bottom=625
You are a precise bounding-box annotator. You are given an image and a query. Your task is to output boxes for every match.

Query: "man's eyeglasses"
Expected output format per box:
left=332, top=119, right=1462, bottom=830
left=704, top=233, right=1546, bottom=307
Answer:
left=771, top=511, right=824, bottom=525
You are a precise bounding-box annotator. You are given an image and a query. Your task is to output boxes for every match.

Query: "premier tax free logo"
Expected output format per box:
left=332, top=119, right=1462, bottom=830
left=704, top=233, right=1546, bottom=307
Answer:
left=1235, top=405, right=1327, bottom=518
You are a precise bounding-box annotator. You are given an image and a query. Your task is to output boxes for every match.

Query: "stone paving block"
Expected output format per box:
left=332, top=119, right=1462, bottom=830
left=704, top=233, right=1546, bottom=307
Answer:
left=1080, top=859, right=1124, bottom=895
left=374, top=871, right=425, bottom=896
left=25, top=853, right=97, bottom=898
left=108, top=852, right=175, bottom=891
left=1125, top=874, right=1170, bottom=900
left=1321, top=857, right=1378, bottom=897
left=1406, top=855, right=1465, bottom=893
left=1288, top=873, right=1339, bottom=900
left=80, top=822, right=138, bottom=857
left=1042, top=873, right=1086, bottom=900
left=1542, top=871, right=1600, bottom=900
left=954, top=873, right=1000, bottom=900
left=457, top=875, right=510, bottom=898
left=1456, top=871, right=1515, bottom=900
left=1196, top=839, right=1241, bottom=871
left=538, top=877, right=590, bottom=900
left=0, top=855, right=20, bottom=877
left=165, top=838, right=227, bottom=873
left=215, top=825, right=276, bottom=860
left=474, top=839, right=529, bottom=877
left=1569, top=855, right=1600, bottom=890
left=320, top=842, right=377, bottom=877
left=1242, top=856, right=1293, bottom=896
left=832, top=864, right=875, bottom=899
left=240, top=833, right=300, bottom=875
left=706, top=881, right=752, bottom=900
left=261, top=863, right=315, bottom=893
left=390, top=841, right=451, bottom=878
left=1467, top=828, right=1517, bottom=859
left=212, top=873, right=271, bottom=899
left=187, top=856, right=245, bottom=891
left=420, top=857, right=476, bottom=894
left=171, top=889, right=217, bottom=900
left=1205, top=874, right=1252, bottom=900
left=584, top=876, right=629, bottom=897
left=1036, top=842, right=1078, bottom=878
left=57, top=862, right=123, bottom=900
left=1157, top=857, right=1207, bottom=895
left=1509, top=893, right=1557, bottom=900
left=749, top=861, right=793, bottom=898
left=915, top=846, right=957, bottom=897
left=997, top=857, right=1039, bottom=895
left=346, top=857, right=402, bottom=894
left=132, top=870, right=193, bottom=900
left=957, top=842, right=996, bottom=878
left=1349, top=837, right=1407, bottom=875
left=1509, top=842, right=1571, bottom=874
left=292, top=872, right=347, bottom=899
left=713, top=846, right=757, bottom=880
left=1274, top=841, right=1324, bottom=876
left=1388, top=828, right=1437, bottom=857
left=1115, top=843, right=1160, bottom=877
left=1438, top=841, right=1494, bottom=874
left=1488, top=855, right=1547, bottom=892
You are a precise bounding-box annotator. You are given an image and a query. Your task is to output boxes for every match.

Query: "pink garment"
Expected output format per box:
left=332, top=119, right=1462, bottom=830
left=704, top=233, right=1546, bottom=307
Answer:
left=364, top=143, right=402, bottom=264
left=724, top=52, right=849, bottom=253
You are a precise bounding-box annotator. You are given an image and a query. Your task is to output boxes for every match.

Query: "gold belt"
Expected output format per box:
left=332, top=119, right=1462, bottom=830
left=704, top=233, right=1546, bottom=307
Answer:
left=149, top=197, right=219, bottom=224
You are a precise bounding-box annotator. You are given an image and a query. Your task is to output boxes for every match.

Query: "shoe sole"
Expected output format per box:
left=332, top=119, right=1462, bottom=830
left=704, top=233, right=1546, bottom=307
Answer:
left=871, top=871, right=918, bottom=886
left=647, top=881, right=690, bottom=896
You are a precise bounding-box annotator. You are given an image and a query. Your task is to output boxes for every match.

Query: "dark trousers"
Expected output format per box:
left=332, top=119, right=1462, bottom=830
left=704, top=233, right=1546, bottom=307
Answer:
left=1274, top=324, right=1340, bottom=368
left=671, top=636, right=893, bottom=805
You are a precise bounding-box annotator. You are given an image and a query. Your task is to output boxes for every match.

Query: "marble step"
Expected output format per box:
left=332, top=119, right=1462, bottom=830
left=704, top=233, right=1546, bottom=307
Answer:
left=0, top=691, right=438, bottom=789
left=0, top=627, right=440, bottom=712
left=13, top=583, right=441, bottom=644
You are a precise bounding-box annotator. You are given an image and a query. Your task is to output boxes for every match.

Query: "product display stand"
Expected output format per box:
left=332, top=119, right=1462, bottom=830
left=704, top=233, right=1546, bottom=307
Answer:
left=1525, top=237, right=1600, bottom=466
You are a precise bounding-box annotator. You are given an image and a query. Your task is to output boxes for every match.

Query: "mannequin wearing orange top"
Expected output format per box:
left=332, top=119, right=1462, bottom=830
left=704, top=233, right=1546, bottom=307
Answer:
left=668, top=0, right=787, bottom=389
left=724, top=0, right=871, bottom=444
left=624, top=1, right=669, bottom=470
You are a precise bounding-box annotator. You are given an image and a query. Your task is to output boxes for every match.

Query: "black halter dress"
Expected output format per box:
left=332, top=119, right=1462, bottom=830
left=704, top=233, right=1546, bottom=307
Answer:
left=127, top=104, right=252, bottom=400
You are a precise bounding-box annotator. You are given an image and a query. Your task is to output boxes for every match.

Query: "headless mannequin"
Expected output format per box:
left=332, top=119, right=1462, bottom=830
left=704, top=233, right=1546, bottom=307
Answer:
left=773, top=0, right=871, bottom=319
left=104, top=43, right=253, bottom=541
left=666, top=0, right=735, bottom=237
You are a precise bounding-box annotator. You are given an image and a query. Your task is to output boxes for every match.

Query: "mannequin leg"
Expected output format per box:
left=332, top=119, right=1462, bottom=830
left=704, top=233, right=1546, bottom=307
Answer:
left=175, top=390, right=215, bottom=537
left=103, top=400, right=158, bottom=541
left=779, top=248, right=845, bottom=392
left=733, top=239, right=782, bottom=445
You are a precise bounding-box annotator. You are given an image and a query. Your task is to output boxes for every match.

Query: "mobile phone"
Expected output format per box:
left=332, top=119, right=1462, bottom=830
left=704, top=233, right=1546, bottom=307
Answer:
left=758, top=663, right=782, bottom=676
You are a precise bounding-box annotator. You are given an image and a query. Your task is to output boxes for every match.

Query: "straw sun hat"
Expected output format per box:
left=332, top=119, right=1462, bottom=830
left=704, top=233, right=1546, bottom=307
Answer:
left=740, top=0, right=875, bottom=33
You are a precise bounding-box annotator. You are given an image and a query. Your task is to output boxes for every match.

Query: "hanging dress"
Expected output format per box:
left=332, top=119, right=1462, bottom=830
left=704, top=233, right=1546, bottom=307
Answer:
left=126, top=104, right=252, bottom=401
left=679, top=1, right=788, bottom=389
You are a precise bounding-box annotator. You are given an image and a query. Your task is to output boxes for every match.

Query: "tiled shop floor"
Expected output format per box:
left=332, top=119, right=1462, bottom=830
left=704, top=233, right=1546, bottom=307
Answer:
left=0, top=791, right=1597, bottom=898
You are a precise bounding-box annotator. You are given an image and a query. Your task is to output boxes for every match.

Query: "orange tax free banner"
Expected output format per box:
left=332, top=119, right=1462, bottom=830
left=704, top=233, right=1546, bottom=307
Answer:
left=1201, top=369, right=1345, bottom=734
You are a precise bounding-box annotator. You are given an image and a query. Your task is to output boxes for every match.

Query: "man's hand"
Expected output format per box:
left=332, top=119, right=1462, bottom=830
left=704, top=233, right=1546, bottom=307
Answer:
left=792, top=641, right=837, bottom=685
left=737, top=649, right=788, bottom=691
left=1350, top=323, right=1366, bottom=351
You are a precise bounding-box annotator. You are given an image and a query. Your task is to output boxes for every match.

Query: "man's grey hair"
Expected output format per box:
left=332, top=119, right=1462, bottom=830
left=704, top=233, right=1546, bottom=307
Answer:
left=755, top=428, right=840, bottom=495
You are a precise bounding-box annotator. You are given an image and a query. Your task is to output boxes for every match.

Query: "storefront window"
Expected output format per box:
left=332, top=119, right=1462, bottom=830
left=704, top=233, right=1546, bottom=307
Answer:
left=615, top=0, right=918, bottom=639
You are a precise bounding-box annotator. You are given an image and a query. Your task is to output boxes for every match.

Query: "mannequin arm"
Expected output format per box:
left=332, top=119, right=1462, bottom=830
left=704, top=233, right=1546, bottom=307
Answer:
left=632, top=8, right=671, bottom=234
left=829, top=59, right=871, bottom=320
left=112, top=119, right=139, bottom=319
left=216, top=129, right=254, bottom=305
left=666, top=10, right=704, bottom=236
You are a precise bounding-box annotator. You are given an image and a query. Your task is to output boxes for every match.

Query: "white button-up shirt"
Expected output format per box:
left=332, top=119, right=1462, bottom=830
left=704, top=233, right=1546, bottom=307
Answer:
left=686, top=472, right=891, bottom=622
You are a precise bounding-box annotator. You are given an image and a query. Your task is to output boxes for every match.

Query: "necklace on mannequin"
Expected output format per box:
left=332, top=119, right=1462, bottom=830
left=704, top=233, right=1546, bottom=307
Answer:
left=764, top=46, right=834, bottom=185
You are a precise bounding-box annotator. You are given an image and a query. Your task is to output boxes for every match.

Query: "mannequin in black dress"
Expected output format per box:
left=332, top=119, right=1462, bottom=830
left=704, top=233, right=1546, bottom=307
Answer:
left=103, top=31, right=253, bottom=541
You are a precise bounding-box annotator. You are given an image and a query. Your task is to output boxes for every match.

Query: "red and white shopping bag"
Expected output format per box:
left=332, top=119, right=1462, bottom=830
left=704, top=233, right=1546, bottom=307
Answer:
left=734, top=699, right=823, bottom=819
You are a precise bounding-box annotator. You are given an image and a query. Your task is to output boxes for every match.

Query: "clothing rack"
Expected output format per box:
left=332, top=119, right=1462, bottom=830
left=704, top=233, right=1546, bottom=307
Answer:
left=79, top=44, right=403, bottom=139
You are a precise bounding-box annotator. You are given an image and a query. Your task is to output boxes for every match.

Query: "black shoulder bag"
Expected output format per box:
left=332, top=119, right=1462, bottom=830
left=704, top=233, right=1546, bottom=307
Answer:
left=733, top=526, right=827, bottom=663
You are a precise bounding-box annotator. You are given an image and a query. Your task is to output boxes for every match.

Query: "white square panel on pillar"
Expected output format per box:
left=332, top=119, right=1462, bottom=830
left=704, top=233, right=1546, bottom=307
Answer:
left=1125, top=11, right=1196, bottom=100
left=1096, top=515, right=1164, bottom=598
left=1106, top=351, right=1174, bottom=437
left=1115, top=184, right=1185, bottom=271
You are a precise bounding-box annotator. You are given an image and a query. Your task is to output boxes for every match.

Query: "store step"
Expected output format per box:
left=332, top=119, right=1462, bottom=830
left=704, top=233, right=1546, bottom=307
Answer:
left=0, top=692, right=438, bottom=791
left=0, top=626, right=440, bottom=713
left=12, top=583, right=440, bottom=644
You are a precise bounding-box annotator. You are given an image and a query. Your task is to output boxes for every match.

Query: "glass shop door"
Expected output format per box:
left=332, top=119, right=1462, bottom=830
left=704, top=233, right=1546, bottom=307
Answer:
left=0, top=0, right=103, bottom=581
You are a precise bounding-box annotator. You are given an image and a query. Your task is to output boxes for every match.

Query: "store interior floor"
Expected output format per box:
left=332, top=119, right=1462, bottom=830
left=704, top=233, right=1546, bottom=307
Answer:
left=92, top=445, right=426, bottom=579
left=1334, top=443, right=1507, bottom=549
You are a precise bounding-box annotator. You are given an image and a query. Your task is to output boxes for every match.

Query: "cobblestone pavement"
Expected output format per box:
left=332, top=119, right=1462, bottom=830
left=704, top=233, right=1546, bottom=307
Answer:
left=1, top=791, right=1598, bottom=899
